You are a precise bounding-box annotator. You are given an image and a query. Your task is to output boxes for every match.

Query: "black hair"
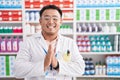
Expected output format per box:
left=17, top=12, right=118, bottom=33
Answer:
left=39, top=5, right=62, bottom=17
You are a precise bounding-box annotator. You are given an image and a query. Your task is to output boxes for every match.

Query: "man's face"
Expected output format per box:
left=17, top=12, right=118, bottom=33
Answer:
left=39, top=9, right=62, bottom=35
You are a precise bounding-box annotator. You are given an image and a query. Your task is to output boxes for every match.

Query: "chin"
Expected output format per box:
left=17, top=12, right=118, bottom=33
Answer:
left=47, top=32, right=56, bottom=35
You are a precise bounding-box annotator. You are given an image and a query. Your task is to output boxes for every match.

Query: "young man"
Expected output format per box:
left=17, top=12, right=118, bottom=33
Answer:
left=14, top=5, right=85, bottom=80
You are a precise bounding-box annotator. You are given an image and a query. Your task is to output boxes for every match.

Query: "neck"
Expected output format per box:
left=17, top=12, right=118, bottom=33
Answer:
left=42, top=32, right=58, bottom=42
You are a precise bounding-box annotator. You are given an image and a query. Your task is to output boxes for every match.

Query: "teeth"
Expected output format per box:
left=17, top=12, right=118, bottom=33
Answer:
left=47, top=23, right=56, bottom=28
left=48, top=26, right=54, bottom=28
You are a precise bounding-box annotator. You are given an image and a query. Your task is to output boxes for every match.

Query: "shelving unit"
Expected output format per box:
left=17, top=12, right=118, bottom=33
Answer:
left=74, top=0, right=120, bottom=80
left=0, top=0, right=120, bottom=80
left=0, top=0, right=24, bottom=79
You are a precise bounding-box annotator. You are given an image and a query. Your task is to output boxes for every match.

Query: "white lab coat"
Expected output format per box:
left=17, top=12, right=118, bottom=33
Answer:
left=14, top=33, right=85, bottom=80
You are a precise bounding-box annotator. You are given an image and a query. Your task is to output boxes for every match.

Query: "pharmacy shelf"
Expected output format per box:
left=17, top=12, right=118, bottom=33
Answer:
left=0, top=9, right=22, bottom=10
left=76, top=32, right=119, bottom=35
left=25, top=20, right=73, bottom=24
left=0, top=33, right=23, bottom=36
left=0, top=52, right=17, bottom=55
left=0, top=21, right=22, bottom=24
left=25, top=21, right=39, bottom=24
left=60, top=33, right=73, bottom=35
left=76, top=7, right=120, bottom=9
left=0, top=77, right=24, bottom=80
left=25, top=8, right=73, bottom=11
left=77, top=75, right=120, bottom=78
left=62, top=20, right=73, bottom=23
left=80, top=52, right=120, bottom=55
left=77, top=20, right=119, bottom=23
left=0, top=76, right=14, bottom=78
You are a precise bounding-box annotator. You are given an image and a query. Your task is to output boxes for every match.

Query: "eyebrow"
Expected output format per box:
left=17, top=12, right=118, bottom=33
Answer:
left=44, top=15, right=59, bottom=17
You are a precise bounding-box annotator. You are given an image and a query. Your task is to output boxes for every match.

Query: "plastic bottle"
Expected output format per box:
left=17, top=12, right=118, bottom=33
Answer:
left=30, top=25, right=35, bottom=34
left=25, top=11, right=29, bottom=21
left=82, top=23, right=87, bottom=32
left=102, top=63, right=106, bottom=75
left=34, top=11, right=39, bottom=22
left=95, top=62, right=99, bottom=75
left=0, top=36, right=6, bottom=52
left=92, top=23, right=98, bottom=32
left=87, top=23, right=92, bottom=32
left=30, top=11, right=35, bottom=21
left=12, top=36, right=18, bottom=52
left=103, top=23, right=109, bottom=32
left=110, top=23, right=116, bottom=32
left=18, top=36, right=23, bottom=51
left=77, top=24, right=81, bottom=32
left=98, top=23, right=103, bottom=32
left=8, top=26, right=13, bottom=33
left=0, top=26, right=3, bottom=33
left=25, top=24, right=31, bottom=34
left=98, top=61, right=103, bottom=75
left=6, top=36, right=12, bottom=52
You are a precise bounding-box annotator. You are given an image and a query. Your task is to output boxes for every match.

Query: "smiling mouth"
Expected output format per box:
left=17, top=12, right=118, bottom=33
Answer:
left=47, top=25, right=56, bottom=29
left=47, top=23, right=56, bottom=29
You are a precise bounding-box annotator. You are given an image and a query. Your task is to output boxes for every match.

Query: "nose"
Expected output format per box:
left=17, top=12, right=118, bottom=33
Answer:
left=49, top=18, right=54, bottom=23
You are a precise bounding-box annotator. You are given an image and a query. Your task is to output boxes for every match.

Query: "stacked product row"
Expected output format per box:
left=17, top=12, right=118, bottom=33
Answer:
left=0, top=0, right=22, bottom=8
left=84, top=57, right=106, bottom=75
left=59, top=25, right=73, bottom=34
left=25, top=0, right=73, bottom=8
left=25, top=10, right=73, bottom=22
left=25, top=23, right=73, bottom=35
left=0, top=10, right=22, bottom=21
left=106, top=55, right=120, bottom=76
left=76, top=0, right=120, bottom=8
left=76, top=9, right=120, bottom=21
left=0, top=36, right=23, bottom=52
left=77, top=23, right=119, bottom=33
left=77, top=35, right=113, bottom=52
left=84, top=56, right=120, bottom=76
left=0, top=56, right=15, bottom=77
left=0, top=26, right=22, bottom=33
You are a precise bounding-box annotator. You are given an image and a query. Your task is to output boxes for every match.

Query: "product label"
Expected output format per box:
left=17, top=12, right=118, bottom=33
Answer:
left=7, top=41, right=12, bottom=51
left=13, top=41, right=17, bottom=51
left=1, top=41, right=6, bottom=51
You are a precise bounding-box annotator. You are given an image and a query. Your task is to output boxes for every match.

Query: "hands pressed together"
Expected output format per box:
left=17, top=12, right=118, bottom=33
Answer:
left=44, top=44, right=58, bottom=71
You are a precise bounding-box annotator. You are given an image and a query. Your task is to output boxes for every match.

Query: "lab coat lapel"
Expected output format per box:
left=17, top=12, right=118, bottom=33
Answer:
left=35, top=33, right=48, bottom=54
left=55, top=34, right=63, bottom=59
left=39, top=33, right=48, bottom=51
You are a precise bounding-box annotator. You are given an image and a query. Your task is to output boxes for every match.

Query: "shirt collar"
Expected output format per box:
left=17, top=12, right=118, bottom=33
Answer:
left=34, top=32, right=62, bottom=41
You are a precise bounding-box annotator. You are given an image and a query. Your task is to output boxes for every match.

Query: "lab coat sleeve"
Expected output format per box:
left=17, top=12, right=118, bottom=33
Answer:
left=14, top=38, right=45, bottom=78
left=58, top=40, right=85, bottom=77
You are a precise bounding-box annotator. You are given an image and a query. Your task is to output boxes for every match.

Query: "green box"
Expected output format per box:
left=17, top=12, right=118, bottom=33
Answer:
left=106, top=9, right=109, bottom=15
left=86, top=16, right=90, bottom=20
left=117, top=24, right=120, bottom=32
left=106, top=16, right=110, bottom=20
left=96, top=9, right=99, bottom=16
left=116, top=15, right=120, bottom=20
left=116, top=9, right=120, bottom=15
left=86, top=9, right=90, bottom=16
left=96, top=16, right=99, bottom=20
left=76, top=10, right=80, bottom=20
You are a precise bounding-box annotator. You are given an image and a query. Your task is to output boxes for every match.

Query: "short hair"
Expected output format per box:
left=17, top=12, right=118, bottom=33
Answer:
left=39, top=5, right=62, bottom=17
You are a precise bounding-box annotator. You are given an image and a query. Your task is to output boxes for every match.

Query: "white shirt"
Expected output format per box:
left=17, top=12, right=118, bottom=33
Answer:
left=14, top=33, right=85, bottom=80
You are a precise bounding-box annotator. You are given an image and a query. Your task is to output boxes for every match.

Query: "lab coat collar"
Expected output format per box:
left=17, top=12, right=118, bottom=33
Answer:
left=33, top=32, right=62, bottom=54
left=33, top=32, right=62, bottom=41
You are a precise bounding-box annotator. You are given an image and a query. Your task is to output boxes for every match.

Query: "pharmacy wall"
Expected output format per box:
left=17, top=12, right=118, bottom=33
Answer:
left=0, top=0, right=120, bottom=80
